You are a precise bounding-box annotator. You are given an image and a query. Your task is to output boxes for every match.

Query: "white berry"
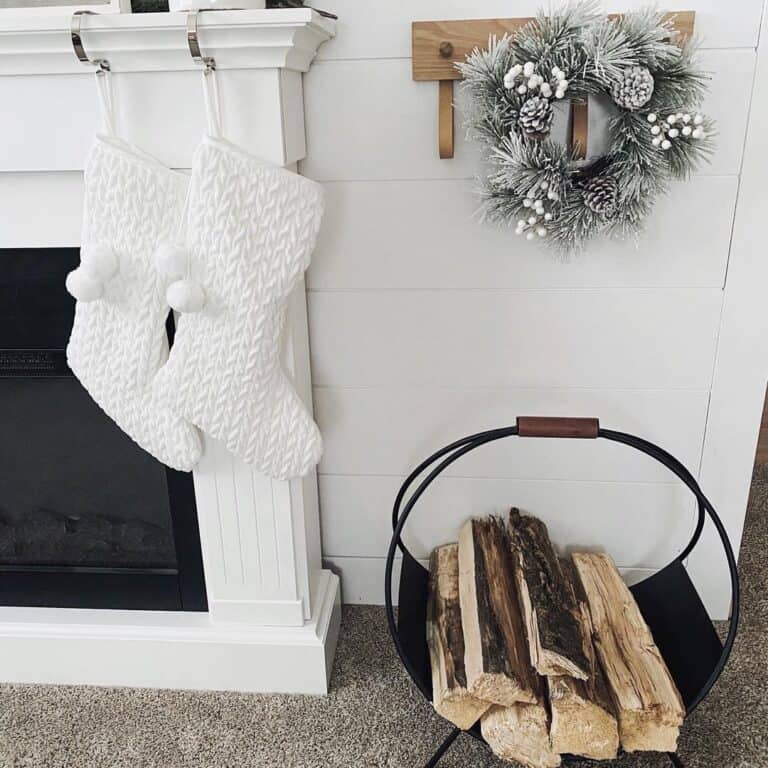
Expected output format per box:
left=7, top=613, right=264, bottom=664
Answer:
left=647, top=113, right=657, bottom=122
left=652, top=137, right=661, bottom=147
left=528, top=76, right=539, bottom=89
left=668, top=115, right=677, bottom=124
left=528, top=215, right=537, bottom=225
left=661, top=139, right=671, bottom=150
left=694, top=114, right=703, bottom=125
left=651, top=125, right=661, bottom=135
left=544, top=212, right=553, bottom=221
left=693, top=128, right=705, bottom=139
left=540, top=180, right=549, bottom=189
left=555, top=90, right=565, bottom=99
left=517, top=219, right=526, bottom=227
left=559, top=79, right=569, bottom=90
left=682, top=126, right=692, bottom=136
left=668, top=128, right=679, bottom=138
left=526, top=231, right=536, bottom=241
left=541, top=84, right=552, bottom=97
left=536, top=226, right=547, bottom=237
left=524, top=62, right=535, bottom=76
left=517, top=85, right=528, bottom=95
left=523, top=199, right=532, bottom=207
left=683, top=113, right=691, bottom=123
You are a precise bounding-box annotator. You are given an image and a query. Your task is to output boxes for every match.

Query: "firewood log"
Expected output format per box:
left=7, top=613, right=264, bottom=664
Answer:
left=572, top=552, right=685, bottom=752
left=458, top=517, right=538, bottom=706
left=507, top=508, right=590, bottom=679
left=481, top=703, right=561, bottom=768
left=547, top=558, right=619, bottom=760
left=427, top=544, right=491, bottom=729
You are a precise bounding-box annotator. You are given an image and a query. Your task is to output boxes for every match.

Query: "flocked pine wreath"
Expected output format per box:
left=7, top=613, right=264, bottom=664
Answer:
left=457, top=1, right=715, bottom=253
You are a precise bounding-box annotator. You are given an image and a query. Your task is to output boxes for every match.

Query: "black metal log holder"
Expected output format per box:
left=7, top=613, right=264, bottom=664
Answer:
left=385, top=417, right=740, bottom=768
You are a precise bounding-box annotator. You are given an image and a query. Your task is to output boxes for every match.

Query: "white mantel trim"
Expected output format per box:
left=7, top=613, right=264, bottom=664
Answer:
left=0, top=9, right=335, bottom=76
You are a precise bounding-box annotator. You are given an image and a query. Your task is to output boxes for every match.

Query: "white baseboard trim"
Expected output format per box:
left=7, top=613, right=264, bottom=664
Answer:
left=0, top=570, right=341, bottom=695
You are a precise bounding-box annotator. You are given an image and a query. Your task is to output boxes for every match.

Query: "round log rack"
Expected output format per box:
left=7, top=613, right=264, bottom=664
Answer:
left=385, top=417, right=740, bottom=768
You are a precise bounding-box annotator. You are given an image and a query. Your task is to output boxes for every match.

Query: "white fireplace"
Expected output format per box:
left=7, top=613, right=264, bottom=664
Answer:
left=0, top=8, right=340, bottom=694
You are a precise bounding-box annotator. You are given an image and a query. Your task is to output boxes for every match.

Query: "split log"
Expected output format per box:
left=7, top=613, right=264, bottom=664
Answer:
left=572, top=552, right=685, bottom=752
left=481, top=703, right=561, bottom=768
left=427, top=544, right=491, bottom=729
left=507, top=508, right=590, bottom=679
left=458, top=517, right=538, bottom=706
left=547, top=558, right=619, bottom=760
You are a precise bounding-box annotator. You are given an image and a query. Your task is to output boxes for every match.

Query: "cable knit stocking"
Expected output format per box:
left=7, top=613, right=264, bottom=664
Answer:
left=152, top=137, right=324, bottom=480
left=66, top=136, right=202, bottom=471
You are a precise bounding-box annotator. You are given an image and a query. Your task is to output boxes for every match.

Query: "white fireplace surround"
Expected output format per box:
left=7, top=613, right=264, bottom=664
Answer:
left=0, top=9, right=340, bottom=694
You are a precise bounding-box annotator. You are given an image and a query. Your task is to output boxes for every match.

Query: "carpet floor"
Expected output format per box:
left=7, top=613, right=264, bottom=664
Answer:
left=1, top=468, right=767, bottom=768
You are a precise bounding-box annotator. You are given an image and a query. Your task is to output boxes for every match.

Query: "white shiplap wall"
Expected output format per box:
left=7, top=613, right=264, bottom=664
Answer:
left=304, top=0, right=766, bottom=616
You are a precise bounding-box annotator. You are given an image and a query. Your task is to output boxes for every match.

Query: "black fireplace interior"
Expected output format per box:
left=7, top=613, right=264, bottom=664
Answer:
left=0, top=248, right=207, bottom=611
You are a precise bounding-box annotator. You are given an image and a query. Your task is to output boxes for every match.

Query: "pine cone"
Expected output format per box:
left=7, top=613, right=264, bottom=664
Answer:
left=518, top=96, right=554, bottom=136
left=582, top=175, right=619, bottom=218
left=611, top=66, right=655, bottom=110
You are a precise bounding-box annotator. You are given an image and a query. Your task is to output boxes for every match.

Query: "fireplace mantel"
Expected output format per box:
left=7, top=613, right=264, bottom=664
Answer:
left=0, top=9, right=340, bottom=694
left=0, top=9, right=334, bottom=75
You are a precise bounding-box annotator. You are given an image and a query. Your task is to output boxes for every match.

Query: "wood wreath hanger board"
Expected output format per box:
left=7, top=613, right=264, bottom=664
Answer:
left=411, top=12, right=695, bottom=159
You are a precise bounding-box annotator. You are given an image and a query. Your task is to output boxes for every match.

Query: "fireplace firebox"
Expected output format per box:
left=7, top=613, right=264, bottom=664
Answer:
left=0, top=248, right=207, bottom=612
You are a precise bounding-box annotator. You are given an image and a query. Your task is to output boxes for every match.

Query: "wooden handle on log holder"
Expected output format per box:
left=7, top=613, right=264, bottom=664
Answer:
left=517, top=417, right=599, bottom=439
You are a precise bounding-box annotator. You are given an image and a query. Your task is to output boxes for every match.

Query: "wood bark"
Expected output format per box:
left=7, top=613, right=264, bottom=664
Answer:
left=547, top=558, right=619, bottom=760
left=481, top=704, right=560, bottom=768
left=507, top=508, right=590, bottom=680
left=572, top=552, right=685, bottom=753
left=458, top=517, right=538, bottom=706
left=427, top=544, right=491, bottom=729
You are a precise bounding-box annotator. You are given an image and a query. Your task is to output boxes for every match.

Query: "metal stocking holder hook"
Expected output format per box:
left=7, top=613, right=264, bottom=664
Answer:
left=186, top=10, right=215, bottom=73
left=70, top=10, right=110, bottom=72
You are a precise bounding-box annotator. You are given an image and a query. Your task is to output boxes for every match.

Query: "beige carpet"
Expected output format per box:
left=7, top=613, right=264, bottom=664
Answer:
left=1, top=467, right=766, bottom=768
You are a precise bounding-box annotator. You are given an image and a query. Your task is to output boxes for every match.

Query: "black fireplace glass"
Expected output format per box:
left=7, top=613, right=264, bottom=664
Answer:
left=0, top=248, right=206, bottom=610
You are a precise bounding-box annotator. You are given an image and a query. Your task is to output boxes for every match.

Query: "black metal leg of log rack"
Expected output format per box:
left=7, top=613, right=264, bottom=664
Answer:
left=423, top=728, right=461, bottom=767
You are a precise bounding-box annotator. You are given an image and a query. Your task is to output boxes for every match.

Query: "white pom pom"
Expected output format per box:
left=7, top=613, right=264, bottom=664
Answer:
left=84, top=244, right=119, bottom=281
left=523, top=62, right=535, bottom=76
left=647, top=113, right=657, bottom=123
left=167, top=279, right=206, bottom=314
left=155, top=242, right=189, bottom=279
left=661, top=139, right=672, bottom=150
left=66, top=266, right=103, bottom=302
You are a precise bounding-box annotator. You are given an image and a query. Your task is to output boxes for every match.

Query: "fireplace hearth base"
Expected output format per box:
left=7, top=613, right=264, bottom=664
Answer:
left=0, top=569, right=339, bottom=694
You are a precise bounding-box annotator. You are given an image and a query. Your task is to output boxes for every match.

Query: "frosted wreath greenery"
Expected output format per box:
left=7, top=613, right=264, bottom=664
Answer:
left=457, top=1, right=715, bottom=253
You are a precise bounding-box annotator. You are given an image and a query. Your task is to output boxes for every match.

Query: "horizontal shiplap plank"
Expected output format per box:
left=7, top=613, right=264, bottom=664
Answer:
left=314, top=386, right=709, bottom=482
left=0, top=172, right=83, bottom=247
left=324, top=555, right=658, bottom=605
left=302, top=50, right=753, bottom=181
left=309, top=175, right=738, bottom=290
left=319, top=474, right=696, bottom=567
left=310, top=0, right=763, bottom=59
left=308, top=289, right=722, bottom=389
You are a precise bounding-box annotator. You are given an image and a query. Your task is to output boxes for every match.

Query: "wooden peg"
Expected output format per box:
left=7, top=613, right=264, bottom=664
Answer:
left=439, top=79, right=455, bottom=159
left=570, top=99, right=589, bottom=160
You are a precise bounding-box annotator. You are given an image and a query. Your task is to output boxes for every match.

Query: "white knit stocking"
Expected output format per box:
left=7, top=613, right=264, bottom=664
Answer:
left=65, top=76, right=202, bottom=471
left=152, top=136, right=324, bottom=479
